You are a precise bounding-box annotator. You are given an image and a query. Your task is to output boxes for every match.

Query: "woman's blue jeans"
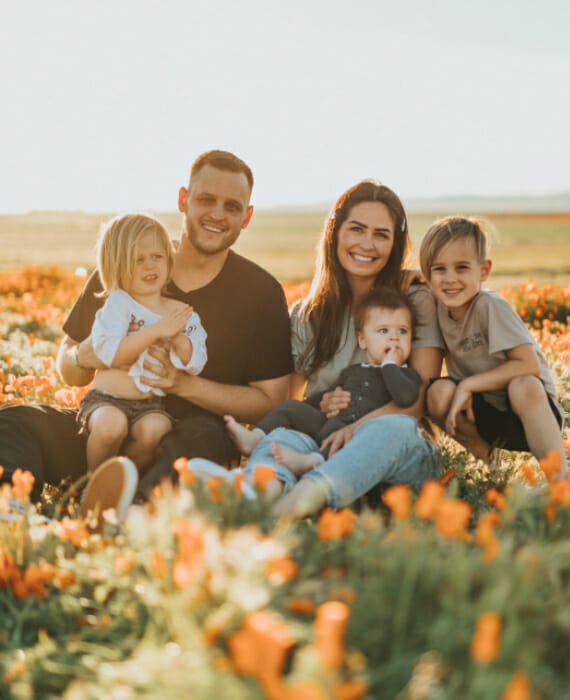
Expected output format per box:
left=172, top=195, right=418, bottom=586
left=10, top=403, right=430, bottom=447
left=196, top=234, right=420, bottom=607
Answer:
left=244, top=415, right=438, bottom=509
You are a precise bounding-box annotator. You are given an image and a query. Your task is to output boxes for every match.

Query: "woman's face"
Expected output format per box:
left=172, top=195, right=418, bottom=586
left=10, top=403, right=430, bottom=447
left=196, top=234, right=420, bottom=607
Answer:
left=336, top=201, right=395, bottom=289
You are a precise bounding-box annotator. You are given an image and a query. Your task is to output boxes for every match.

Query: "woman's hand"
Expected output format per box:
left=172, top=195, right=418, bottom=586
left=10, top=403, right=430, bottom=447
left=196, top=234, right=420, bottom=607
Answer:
left=320, top=423, right=357, bottom=457
left=400, top=268, right=425, bottom=292
left=319, top=387, right=351, bottom=418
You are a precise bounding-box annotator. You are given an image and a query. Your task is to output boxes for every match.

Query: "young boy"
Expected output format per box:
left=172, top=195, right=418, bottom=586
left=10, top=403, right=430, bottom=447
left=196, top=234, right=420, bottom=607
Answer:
left=420, top=216, right=567, bottom=477
left=224, top=288, right=421, bottom=476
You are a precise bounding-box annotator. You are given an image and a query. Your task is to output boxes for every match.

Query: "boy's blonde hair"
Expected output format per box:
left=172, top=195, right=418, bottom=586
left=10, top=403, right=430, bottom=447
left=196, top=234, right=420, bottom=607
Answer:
left=96, top=212, right=173, bottom=294
left=420, top=216, right=490, bottom=280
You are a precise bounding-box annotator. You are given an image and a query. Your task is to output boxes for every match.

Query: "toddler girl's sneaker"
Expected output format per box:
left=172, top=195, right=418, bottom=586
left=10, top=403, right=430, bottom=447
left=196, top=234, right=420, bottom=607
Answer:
left=80, top=456, right=139, bottom=533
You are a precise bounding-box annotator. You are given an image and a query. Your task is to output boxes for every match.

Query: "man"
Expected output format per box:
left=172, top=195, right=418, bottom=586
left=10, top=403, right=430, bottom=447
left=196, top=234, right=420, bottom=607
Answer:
left=0, top=150, right=293, bottom=505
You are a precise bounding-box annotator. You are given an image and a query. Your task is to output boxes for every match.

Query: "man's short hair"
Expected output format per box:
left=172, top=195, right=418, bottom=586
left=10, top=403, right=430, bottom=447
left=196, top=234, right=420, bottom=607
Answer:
left=188, top=150, right=254, bottom=192
left=353, top=288, right=415, bottom=334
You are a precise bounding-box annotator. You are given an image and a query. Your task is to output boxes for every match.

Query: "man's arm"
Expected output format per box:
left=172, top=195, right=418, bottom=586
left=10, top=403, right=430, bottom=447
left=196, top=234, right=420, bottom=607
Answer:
left=57, top=336, right=103, bottom=386
left=142, top=347, right=291, bottom=423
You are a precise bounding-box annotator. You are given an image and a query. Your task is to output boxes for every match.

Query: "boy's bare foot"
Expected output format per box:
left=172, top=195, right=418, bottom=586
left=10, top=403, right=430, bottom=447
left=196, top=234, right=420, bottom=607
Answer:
left=224, top=415, right=263, bottom=456
left=271, top=441, right=322, bottom=477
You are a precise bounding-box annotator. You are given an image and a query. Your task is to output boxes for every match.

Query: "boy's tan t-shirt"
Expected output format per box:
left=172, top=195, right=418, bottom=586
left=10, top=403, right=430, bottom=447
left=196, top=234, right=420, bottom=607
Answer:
left=437, top=290, right=563, bottom=421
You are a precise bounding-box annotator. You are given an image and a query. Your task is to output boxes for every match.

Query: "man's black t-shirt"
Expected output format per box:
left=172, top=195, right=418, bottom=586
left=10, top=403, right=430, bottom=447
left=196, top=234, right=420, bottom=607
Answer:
left=63, top=250, right=293, bottom=418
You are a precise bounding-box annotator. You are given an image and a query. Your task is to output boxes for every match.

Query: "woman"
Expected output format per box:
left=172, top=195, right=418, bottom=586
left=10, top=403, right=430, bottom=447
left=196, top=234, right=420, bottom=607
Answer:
left=242, top=180, right=444, bottom=518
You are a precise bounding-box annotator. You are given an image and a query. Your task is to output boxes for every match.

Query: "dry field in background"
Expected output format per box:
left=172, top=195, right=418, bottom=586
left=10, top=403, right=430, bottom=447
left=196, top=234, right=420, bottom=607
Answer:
left=1, top=209, right=569, bottom=289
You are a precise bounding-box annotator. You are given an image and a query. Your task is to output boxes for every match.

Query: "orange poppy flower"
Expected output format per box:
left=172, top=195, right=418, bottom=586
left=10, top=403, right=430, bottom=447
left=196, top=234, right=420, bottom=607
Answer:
left=253, top=465, right=277, bottom=491
left=382, top=484, right=411, bottom=520
left=287, top=597, right=316, bottom=614
left=434, top=499, right=472, bottom=540
left=149, top=550, right=168, bottom=579
left=206, top=477, right=223, bottom=503
left=58, top=517, right=90, bottom=548
left=539, top=450, right=562, bottom=482
left=266, top=555, right=298, bottom=583
left=313, top=601, right=350, bottom=670
left=486, top=488, right=507, bottom=511
left=500, top=671, right=531, bottom=700
left=475, top=511, right=501, bottom=546
left=518, top=461, right=537, bottom=486
left=549, top=477, right=570, bottom=507
left=469, top=612, right=501, bottom=663
left=0, top=465, right=3, bottom=480
left=173, top=457, right=196, bottom=485
left=228, top=611, right=294, bottom=688
left=317, top=508, right=358, bottom=541
left=544, top=501, right=556, bottom=523
left=11, top=468, right=35, bottom=501
left=233, top=470, right=245, bottom=495
left=172, top=519, right=205, bottom=587
left=414, top=480, right=445, bottom=520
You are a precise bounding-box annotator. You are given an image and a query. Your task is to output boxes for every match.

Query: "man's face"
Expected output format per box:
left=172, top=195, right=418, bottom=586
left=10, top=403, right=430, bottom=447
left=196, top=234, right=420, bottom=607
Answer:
left=179, top=165, right=253, bottom=256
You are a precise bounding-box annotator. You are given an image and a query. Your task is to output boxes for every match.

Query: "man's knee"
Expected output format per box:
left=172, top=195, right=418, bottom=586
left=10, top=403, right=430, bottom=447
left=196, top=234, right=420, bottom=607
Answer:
left=508, top=376, right=545, bottom=411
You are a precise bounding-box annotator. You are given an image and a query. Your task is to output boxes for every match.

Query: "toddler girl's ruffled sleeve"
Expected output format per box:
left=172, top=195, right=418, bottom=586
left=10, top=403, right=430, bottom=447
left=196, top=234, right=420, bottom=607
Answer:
left=169, top=310, right=208, bottom=375
left=91, top=291, right=132, bottom=367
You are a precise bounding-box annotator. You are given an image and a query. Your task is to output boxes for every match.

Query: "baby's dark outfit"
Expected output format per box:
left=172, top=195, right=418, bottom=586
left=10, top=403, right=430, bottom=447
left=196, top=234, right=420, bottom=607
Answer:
left=257, top=362, right=421, bottom=452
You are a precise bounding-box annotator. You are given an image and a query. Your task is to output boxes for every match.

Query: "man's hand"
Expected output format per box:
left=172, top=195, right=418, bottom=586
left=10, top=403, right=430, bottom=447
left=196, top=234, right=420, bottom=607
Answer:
left=446, top=382, right=475, bottom=436
left=141, top=343, right=181, bottom=392
left=320, top=423, right=357, bottom=457
left=319, top=386, right=351, bottom=418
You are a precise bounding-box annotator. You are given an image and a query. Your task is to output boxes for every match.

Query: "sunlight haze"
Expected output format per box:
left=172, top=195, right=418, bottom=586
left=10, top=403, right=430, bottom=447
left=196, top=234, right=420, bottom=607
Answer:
left=1, top=0, right=569, bottom=213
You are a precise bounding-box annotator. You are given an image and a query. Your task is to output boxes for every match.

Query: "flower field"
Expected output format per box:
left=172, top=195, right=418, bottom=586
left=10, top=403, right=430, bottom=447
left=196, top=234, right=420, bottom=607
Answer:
left=1, top=267, right=569, bottom=700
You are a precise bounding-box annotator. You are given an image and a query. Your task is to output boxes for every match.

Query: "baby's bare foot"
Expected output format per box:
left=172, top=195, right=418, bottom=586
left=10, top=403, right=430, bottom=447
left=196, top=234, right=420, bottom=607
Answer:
left=224, top=415, right=263, bottom=456
left=271, top=441, right=322, bottom=476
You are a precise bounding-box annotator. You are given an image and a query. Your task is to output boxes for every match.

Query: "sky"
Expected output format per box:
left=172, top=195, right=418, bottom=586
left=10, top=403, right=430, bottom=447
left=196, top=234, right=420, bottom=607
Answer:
left=1, top=0, right=569, bottom=213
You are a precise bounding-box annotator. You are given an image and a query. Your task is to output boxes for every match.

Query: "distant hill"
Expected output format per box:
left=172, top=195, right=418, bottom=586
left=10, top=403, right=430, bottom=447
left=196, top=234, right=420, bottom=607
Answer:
left=402, top=191, right=570, bottom=213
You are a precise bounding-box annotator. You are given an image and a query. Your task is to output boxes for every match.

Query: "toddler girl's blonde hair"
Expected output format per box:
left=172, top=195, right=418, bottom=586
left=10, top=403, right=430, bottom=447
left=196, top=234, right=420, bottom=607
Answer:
left=96, top=212, right=173, bottom=294
left=420, top=216, right=491, bottom=280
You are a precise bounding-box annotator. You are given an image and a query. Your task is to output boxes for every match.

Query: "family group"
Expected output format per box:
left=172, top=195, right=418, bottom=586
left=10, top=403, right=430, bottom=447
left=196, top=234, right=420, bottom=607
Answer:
left=0, top=149, right=566, bottom=528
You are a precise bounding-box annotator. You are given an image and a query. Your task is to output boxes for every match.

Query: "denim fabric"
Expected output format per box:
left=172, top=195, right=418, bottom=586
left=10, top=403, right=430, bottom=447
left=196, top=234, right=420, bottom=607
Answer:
left=245, top=415, right=438, bottom=509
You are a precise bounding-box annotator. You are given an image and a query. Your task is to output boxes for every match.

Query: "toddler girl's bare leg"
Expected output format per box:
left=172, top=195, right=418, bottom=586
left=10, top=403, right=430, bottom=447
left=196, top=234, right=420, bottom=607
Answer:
left=224, top=415, right=264, bottom=456
left=508, top=376, right=568, bottom=477
left=271, top=441, right=323, bottom=477
left=86, top=406, right=129, bottom=471
left=126, top=412, right=174, bottom=471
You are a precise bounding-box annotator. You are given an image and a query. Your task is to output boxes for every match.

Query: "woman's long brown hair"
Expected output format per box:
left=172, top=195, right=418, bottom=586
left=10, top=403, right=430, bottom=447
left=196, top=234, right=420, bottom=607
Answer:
left=297, top=180, right=410, bottom=375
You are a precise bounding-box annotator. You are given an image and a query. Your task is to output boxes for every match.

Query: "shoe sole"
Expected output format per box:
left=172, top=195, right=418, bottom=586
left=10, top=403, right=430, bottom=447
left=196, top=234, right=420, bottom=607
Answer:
left=80, top=456, right=139, bottom=532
